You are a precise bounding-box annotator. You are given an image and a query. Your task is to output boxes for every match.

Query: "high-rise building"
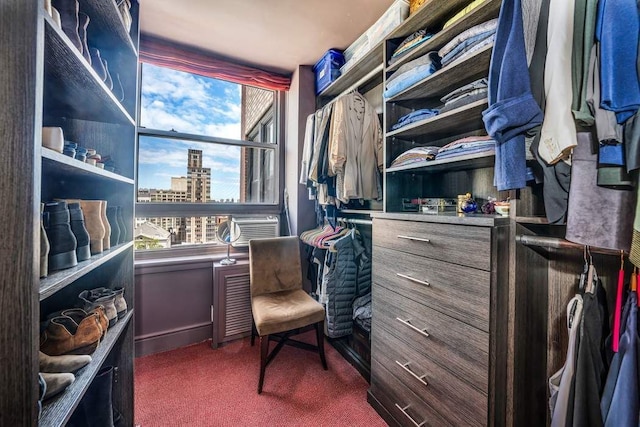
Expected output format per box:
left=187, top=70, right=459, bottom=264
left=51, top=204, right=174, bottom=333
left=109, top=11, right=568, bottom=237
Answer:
left=184, top=149, right=214, bottom=243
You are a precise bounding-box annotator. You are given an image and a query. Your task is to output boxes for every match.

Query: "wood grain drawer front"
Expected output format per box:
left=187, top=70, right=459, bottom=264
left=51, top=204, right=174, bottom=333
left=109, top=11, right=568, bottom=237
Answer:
left=372, top=219, right=491, bottom=270
left=372, top=323, right=488, bottom=425
left=373, top=284, right=489, bottom=391
left=371, top=359, right=453, bottom=427
left=373, top=246, right=490, bottom=331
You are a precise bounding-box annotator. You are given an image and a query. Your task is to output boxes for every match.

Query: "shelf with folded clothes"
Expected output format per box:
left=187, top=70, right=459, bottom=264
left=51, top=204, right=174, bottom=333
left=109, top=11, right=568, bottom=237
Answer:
left=386, top=0, right=501, bottom=72
left=43, top=13, right=135, bottom=126
left=40, top=242, right=133, bottom=301
left=39, top=309, right=134, bottom=427
left=386, top=42, right=493, bottom=108
left=387, top=0, right=472, bottom=42
left=386, top=98, right=488, bottom=141
left=386, top=149, right=495, bottom=174
left=42, top=147, right=135, bottom=185
left=317, top=42, right=384, bottom=99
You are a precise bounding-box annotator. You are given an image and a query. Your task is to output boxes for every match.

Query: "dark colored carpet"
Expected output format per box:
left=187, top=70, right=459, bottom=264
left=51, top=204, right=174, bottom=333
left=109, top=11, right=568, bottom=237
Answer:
left=135, top=333, right=386, bottom=426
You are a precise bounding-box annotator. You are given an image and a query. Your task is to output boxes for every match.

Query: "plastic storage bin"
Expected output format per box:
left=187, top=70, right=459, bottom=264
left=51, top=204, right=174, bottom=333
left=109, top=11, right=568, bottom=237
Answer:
left=313, top=49, right=345, bottom=95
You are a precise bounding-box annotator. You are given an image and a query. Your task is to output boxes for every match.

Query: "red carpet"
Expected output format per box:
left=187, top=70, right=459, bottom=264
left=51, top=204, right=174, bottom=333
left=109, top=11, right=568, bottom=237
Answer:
left=135, top=333, right=386, bottom=426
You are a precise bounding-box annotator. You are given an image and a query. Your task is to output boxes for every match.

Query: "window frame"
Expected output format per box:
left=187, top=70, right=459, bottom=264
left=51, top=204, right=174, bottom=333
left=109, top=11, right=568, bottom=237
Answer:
left=134, top=64, right=285, bottom=258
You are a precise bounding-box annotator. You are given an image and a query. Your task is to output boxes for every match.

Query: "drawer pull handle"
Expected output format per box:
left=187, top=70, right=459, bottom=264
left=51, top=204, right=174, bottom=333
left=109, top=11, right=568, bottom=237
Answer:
left=396, top=273, right=430, bottom=287
left=395, top=360, right=428, bottom=386
left=395, top=403, right=426, bottom=427
left=397, top=235, right=431, bottom=243
left=396, top=317, right=430, bottom=338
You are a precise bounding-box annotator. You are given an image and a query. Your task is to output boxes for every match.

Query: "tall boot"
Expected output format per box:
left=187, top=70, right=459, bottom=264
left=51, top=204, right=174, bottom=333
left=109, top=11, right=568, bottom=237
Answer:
left=68, top=366, right=114, bottom=427
left=116, top=206, right=127, bottom=244
left=106, top=207, right=120, bottom=247
left=89, top=47, right=107, bottom=81
left=100, top=201, right=111, bottom=250
left=77, top=12, right=91, bottom=64
left=40, top=203, right=50, bottom=278
left=68, top=202, right=91, bottom=261
left=77, top=200, right=105, bottom=255
left=51, top=0, right=82, bottom=53
left=43, top=201, right=78, bottom=271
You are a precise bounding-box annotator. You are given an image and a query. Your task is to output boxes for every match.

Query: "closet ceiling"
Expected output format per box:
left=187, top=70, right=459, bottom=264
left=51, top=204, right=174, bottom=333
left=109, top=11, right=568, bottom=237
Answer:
left=139, top=0, right=395, bottom=74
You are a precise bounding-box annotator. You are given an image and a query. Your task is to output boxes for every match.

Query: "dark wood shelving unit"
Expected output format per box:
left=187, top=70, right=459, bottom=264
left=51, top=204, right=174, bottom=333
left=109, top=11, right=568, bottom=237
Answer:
left=39, top=310, right=134, bottom=427
left=39, top=242, right=134, bottom=300
left=386, top=99, right=488, bottom=141
left=42, top=147, right=135, bottom=184
left=43, top=14, right=134, bottom=126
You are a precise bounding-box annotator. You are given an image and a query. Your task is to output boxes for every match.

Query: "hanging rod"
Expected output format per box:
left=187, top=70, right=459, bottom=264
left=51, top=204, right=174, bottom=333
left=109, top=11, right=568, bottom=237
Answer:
left=323, top=64, right=384, bottom=107
left=337, top=217, right=372, bottom=226
left=516, top=235, right=625, bottom=256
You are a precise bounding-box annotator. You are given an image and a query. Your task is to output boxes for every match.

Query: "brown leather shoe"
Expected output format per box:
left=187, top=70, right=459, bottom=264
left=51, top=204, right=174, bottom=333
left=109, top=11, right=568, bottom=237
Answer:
left=78, top=200, right=105, bottom=255
left=40, top=313, right=102, bottom=356
left=61, top=307, right=108, bottom=338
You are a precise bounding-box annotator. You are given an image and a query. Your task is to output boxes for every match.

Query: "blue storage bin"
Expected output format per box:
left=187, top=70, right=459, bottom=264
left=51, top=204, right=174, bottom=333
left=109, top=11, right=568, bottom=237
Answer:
left=313, top=49, right=345, bottom=95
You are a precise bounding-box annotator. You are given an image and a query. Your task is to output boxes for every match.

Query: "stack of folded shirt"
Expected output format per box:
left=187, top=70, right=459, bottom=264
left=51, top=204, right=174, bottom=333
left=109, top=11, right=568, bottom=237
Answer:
left=391, top=108, right=440, bottom=130
left=388, top=29, right=434, bottom=66
left=384, top=51, right=441, bottom=98
left=438, top=19, right=497, bottom=67
left=443, top=0, right=488, bottom=29
left=435, top=135, right=495, bottom=160
left=390, top=146, right=440, bottom=167
left=439, top=78, right=488, bottom=113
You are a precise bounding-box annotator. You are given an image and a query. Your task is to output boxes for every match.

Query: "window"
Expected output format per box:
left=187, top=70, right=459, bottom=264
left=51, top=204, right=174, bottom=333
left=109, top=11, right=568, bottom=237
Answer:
left=135, top=63, right=281, bottom=253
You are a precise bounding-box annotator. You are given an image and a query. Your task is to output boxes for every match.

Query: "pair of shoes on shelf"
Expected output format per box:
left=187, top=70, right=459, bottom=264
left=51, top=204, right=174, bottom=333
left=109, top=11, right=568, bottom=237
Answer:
left=39, top=350, right=92, bottom=400
left=89, top=47, right=124, bottom=103
left=68, top=366, right=124, bottom=427
left=42, top=200, right=92, bottom=271
left=60, top=199, right=113, bottom=254
left=79, top=287, right=127, bottom=327
left=51, top=0, right=91, bottom=64
left=40, top=307, right=108, bottom=356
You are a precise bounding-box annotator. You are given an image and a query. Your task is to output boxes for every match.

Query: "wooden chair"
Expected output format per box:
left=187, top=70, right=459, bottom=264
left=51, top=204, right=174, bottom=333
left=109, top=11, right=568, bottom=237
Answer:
left=249, top=236, right=327, bottom=394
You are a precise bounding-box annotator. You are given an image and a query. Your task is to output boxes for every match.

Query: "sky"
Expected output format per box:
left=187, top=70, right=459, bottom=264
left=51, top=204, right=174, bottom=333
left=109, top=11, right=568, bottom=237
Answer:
left=138, top=63, right=242, bottom=201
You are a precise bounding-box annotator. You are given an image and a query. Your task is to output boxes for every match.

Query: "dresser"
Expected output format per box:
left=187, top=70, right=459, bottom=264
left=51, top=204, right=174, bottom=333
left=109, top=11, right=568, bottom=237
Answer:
left=368, top=212, right=510, bottom=426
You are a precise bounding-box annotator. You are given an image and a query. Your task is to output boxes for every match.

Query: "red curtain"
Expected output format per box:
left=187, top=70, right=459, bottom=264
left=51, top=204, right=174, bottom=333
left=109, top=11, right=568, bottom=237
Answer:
left=139, top=34, right=291, bottom=91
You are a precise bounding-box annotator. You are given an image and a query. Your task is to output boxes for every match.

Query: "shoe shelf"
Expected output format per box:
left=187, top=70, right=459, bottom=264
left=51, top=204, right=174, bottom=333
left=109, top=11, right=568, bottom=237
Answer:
left=386, top=0, right=501, bottom=73
left=318, top=42, right=384, bottom=98
left=39, top=309, right=134, bottom=427
left=79, top=0, right=137, bottom=57
left=386, top=150, right=495, bottom=174
left=386, top=98, right=488, bottom=142
left=40, top=242, right=133, bottom=301
left=42, top=147, right=135, bottom=185
left=387, top=43, right=493, bottom=107
left=42, top=14, right=135, bottom=126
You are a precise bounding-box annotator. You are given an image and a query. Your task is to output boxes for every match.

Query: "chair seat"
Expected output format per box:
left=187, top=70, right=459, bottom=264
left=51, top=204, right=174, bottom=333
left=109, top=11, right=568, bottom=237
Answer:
left=252, top=289, right=325, bottom=336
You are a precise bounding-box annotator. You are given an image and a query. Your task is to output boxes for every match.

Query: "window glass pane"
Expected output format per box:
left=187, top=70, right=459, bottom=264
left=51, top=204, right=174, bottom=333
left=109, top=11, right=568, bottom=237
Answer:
left=137, top=135, right=276, bottom=204
left=134, top=215, right=229, bottom=249
left=140, top=63, right=242, bottom=138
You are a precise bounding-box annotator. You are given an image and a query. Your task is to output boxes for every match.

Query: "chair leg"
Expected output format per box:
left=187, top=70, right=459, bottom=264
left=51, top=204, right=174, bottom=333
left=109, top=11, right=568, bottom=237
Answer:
left=251, top=321, right=257, bottom=347
left=315, top=321, right=328, bottom=370
left=258, top=335, right=269, bottom=394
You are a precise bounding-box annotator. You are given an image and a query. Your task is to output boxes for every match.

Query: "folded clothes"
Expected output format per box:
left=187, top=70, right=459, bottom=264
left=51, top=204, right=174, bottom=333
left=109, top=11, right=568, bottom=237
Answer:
left=391, top=108, right=440, bottom=130
left=438, top=140, right=495, bottom=155
left=441, top=31, right=496, bottom=66
left=438, top=135, right=495, bottom=152
left=385, top=52, right=440, bottom=98
left=441, top=33, right=495, bottom=67
left=440, top=90, right=487, bottom=114
left=390, top=146, right=440, bottom=167
left=389, top=35, right=434, bottom=66
left=435, top=146, right=495, bottom=160
left=441, top=78, right=488, bottom=103
left=443, top=0, right=488, bottom=29
left=439, top=19, right=498, bottom=58
left=396, top=29, right=428, bottom=52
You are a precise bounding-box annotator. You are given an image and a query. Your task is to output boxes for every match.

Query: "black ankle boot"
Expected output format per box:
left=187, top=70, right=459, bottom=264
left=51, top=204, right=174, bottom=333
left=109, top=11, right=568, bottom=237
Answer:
left=68, top=202, right=91, bottom=262
left=43, top=201, right=78, bottom=271
left=106, top=207, right=120, bottom=247
left=68, top=366, right=114, bottom=427
left=115, top=206, right=127, bottom=244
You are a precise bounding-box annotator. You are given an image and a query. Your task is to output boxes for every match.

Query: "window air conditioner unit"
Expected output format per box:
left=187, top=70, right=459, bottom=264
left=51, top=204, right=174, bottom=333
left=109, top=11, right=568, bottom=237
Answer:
left=230, top=216, right=279, bottom=247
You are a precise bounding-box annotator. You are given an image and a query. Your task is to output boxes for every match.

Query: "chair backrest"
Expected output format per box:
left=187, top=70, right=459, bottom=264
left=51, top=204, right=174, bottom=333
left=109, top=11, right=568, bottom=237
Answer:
left=249, top=236, right=303, bottom=297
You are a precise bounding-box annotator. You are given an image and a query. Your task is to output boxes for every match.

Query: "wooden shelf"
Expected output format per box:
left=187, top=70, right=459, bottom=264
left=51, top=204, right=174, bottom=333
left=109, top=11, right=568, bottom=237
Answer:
left=387, top=99, right=487, bottom=141
left=387, top=150, right=494, bottom=174
left=388, top=0, right=474, bottom=40
left=387, top=0, right=501, bottom=72
left=371, top=211, right=509, bottom=226
left=40, top=242, right=133, bottom=301
left=42, top=148, right=134, bottom=184
left=80, top=0, right=137, bottom=56
left=43, top=15, right=135, bottom=126
left=515, top=216, right=550, bottom=225
left=39, top=310, right=134, bottom=427
left=339, top=209, right=382, bottom=215
left=318, top=42, right=384, bottom=98
left=387, top=43, right=493, bottom=106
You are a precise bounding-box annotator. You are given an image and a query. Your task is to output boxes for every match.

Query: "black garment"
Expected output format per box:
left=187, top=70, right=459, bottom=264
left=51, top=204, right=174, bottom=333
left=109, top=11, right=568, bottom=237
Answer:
left=571, top=278, right=610, bottom=427
left=625, top=109, right=640, bottom=172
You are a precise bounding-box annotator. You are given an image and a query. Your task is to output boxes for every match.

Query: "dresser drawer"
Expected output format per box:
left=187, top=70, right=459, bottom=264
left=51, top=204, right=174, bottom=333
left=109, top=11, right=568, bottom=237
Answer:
left=373, top=246, right=490, bottom=331
left=372, top=323, right=487, bottom=425
left=372, top=219, right=491, bottom=270
left=373, top=283, right=489, bottom=391
left=370, top=359, right=452, bottom=427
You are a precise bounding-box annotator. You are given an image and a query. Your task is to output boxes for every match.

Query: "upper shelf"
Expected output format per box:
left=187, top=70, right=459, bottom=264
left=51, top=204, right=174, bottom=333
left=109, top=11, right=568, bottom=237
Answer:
left=387, top=150, right=495, bottom=174
left=42, top=147, right=135, bottom=184
left=387, top=98, right=488, bottom=141
left=387, top=43, right=493, bottom=106
left=386, top=0, right=501, bottom=72
left=80, top=0, right=137, bottom=57
left=318, top=42, right=384, bottom=98
left=388, top=0, right=476, bottom=40
left=43, top=15, right=135, bottom=126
